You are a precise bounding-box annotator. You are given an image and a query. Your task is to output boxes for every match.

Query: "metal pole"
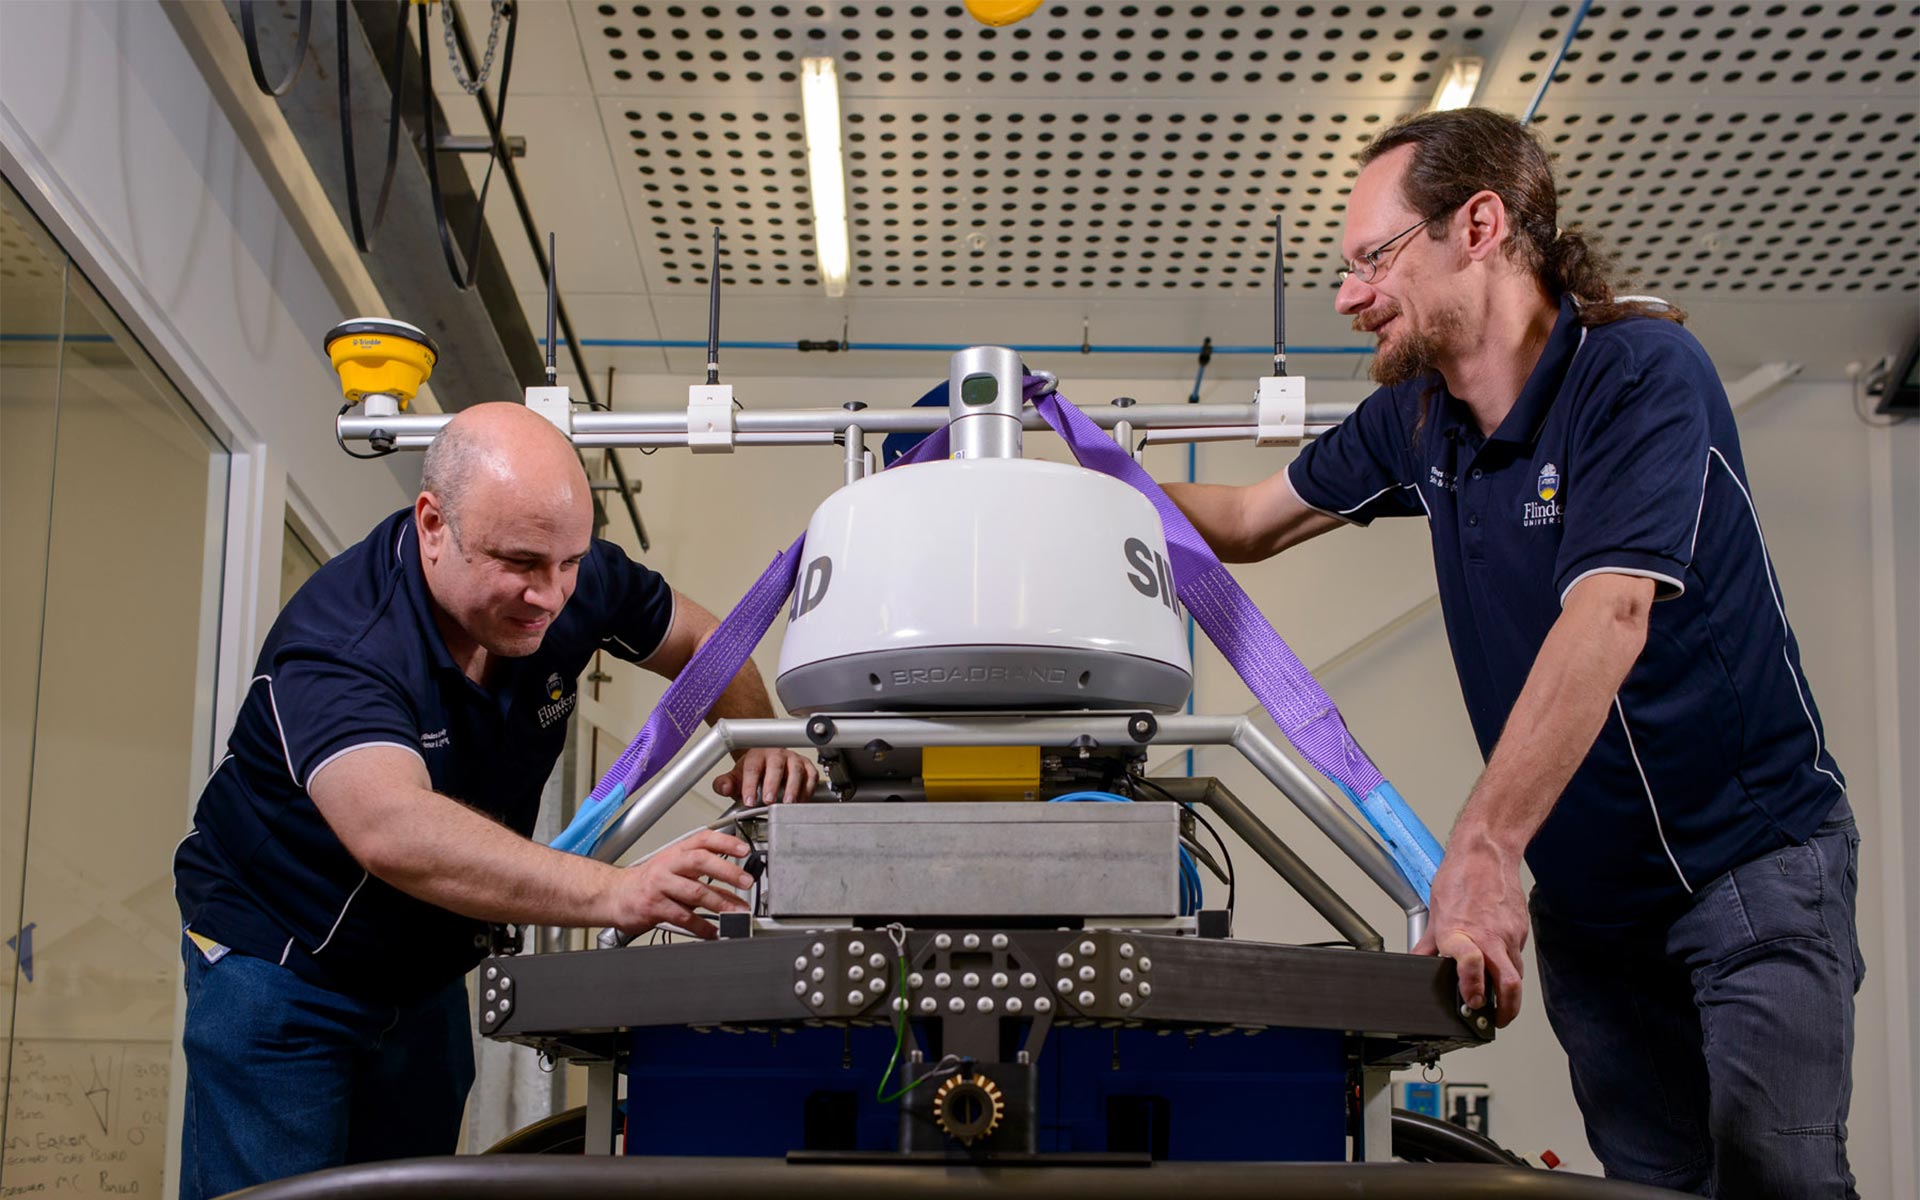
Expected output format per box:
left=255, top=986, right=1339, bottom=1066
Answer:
left=587, top=728, right=737, bottom=864
left=338, top=401, right=1359, bottom=449
left=1152, top=776, right=1382, bottom=952
left=1224, top=719, right=1428, bottom=938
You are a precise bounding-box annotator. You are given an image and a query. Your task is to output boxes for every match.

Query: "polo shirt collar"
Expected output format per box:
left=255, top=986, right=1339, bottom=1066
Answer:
left=396, top=519, right=462, bottom=678
left=1487, top=293, right=1584, bottom=446
left=1426, top=293, right=1583, bottom=449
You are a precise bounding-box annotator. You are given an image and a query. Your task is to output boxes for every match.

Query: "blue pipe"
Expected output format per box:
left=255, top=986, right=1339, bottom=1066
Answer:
left=1522, top=0, right=1594, bottom=125
left=557, top=337, right=1371, bottom=356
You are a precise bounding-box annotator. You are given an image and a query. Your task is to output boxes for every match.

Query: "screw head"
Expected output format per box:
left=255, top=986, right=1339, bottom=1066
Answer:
left=1077, top=990, right=1096, bottom=1007
left=1006, top=997, right=1024, bottom=1014
left=810, top=991, right=825, bottom=1007
left=794, top=956, right=809, bottom=971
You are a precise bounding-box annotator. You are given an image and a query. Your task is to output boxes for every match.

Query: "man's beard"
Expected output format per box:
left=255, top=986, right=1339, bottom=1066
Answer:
left=1362, top=304, right=1466, bottom=387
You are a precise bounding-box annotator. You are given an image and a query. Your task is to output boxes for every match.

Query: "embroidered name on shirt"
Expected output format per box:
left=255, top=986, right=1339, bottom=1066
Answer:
left=1523, top=461, right=1564, bottom=527
left=421, top=728, right=451, bottom=749
left=1428, top=465, right=1457, bottom=492
left=536, top=692, right=576, bottom=729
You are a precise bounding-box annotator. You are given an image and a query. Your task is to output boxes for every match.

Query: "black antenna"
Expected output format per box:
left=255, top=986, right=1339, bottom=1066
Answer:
left=705, top=226, right=722, bottom=385
left=1272, top=209, right=1288, bottom=377
left=544, top=231, right=558, bottom=385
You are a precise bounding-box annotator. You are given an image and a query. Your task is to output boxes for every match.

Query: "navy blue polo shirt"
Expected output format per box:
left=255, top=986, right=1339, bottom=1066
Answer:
left=175, top=508, right=675, bottom=1000
left=1289, top=296, right=1845, bottom=927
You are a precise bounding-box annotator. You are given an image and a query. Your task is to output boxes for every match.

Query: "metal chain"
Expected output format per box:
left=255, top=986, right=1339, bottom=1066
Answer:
left=442, top=0, right=507, bottom=95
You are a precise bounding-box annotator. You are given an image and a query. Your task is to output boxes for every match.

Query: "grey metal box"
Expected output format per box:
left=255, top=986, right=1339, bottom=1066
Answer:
left=763, top=802, right=1180, bottom=919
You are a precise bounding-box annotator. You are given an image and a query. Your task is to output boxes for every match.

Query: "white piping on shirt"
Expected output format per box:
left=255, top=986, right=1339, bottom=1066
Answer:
left=312, top=870, right=371, bottom=956
left=1613, top=696, right=1693, bottom=894
left=304, top=741, right=426, bottom=791
left=1558, top=566, right=1685, bottom=608
left=1694, top=447, right=1847, bottom=795
left=604, top=589, right=679, bottom=665
left=255, top=676, right=299, bottom=785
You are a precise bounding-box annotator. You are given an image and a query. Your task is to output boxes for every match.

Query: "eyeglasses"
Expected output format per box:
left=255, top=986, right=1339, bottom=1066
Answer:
left=1338, top=215, right=1438, bottom=285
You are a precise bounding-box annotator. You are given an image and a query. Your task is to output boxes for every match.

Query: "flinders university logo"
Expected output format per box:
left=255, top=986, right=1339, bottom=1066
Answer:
left=537, top=672, right=576, bottom=728
left=1524, top=462, right=1563, bottom=528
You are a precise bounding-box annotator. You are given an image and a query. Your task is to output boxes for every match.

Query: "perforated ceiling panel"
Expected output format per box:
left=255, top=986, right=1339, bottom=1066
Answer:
left=591, top=2, right=1523, bottom=295
left=582, top=0, right=1918, bottom=305
left=1487, top=3, right=1920, bottom=298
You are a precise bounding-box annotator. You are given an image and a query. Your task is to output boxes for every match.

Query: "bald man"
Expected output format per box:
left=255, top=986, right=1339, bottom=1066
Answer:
left=172, top=402, right=815, bottom=1198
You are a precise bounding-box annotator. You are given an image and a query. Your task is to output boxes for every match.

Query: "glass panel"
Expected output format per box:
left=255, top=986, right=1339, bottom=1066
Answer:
left=0, top=179, right=68, bottom=1056
left=1, top=178, right=228, bottom=1197
left=282, top=519, right=325, bottom=608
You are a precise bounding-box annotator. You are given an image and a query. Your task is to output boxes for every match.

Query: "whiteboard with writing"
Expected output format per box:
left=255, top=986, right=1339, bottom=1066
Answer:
left=3, top=1039, right=168, bottom=1197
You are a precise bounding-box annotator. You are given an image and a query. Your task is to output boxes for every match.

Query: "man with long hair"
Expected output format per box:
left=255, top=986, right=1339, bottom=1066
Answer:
left=1168, top=109, right=1860, bottom=1198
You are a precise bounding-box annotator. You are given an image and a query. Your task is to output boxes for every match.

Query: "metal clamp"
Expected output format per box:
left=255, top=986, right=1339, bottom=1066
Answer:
left=1254, top=375, right=1307, bottom=447
left=687, top=384, right=736, bottom=453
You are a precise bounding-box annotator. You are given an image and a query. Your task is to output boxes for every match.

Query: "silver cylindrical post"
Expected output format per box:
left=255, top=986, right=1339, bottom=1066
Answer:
left=947, top=346, right=1025, bottom=460
left=588, top=728, right=737, bottom=864
left=1225, top=718, right=1428, bottom=934
left=844, top=423, right=866, bottom=485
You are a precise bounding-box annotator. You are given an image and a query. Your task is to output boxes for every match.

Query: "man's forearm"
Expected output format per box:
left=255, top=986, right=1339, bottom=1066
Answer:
left=358, top=788, right=624, bottom=927
left=1454, top=580, right=1653, bottom=855
left=1164, top=480, right=1256, bottom=560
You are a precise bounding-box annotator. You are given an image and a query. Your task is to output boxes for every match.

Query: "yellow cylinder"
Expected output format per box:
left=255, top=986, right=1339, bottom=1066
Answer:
left=963, top=0, right=1043, bottom=27
left=323, top=318, right=438, bottom=409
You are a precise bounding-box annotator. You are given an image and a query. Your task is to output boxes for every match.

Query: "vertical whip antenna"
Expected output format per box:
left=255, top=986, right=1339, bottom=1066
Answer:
left=544, top=231, right=558, bottom=385
left=706, top=227, right=723, bottom=386
left=1272, top=209, right=1288, bottom=378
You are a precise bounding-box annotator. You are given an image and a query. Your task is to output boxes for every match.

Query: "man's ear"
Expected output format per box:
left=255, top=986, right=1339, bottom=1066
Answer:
left=416, top=492, right=449, bottom=564
left=1458, top=189, right=1510, bottom=265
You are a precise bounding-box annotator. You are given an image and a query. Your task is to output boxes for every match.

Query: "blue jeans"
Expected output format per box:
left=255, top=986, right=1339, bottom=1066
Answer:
left=178, top=941, right=474, bottom=1200
left=1533, top=802, right=1864, bottom=1198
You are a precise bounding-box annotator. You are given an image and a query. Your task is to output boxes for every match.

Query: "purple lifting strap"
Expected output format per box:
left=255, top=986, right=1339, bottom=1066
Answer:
left=553, top=383, right=1439, bottom=899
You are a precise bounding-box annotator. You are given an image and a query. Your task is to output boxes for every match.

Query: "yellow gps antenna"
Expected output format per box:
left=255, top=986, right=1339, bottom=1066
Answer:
left=323, top=318, right=438, bottom=417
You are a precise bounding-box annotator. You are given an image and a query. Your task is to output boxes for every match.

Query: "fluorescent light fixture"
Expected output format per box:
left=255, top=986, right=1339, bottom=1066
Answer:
left=800, top=57, right=850, bottom=298
left=1428, top=56, right=1483, bottom=112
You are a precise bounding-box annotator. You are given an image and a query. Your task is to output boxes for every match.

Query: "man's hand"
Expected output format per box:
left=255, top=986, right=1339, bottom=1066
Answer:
left=1413, top=829, right=1530, bottom=1026
left=712, top=747, right=818, bottom=807
left=606, top=829, right=753, bottom=940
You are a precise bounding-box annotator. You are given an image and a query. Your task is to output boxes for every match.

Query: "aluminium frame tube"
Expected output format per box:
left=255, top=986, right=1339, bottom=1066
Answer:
left=580, top=714, right=1427, bottom=948
left=1149, top=775, right=1383, bottom=953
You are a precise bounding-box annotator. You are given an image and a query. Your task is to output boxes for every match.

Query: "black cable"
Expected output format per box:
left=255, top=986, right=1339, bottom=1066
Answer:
left=418, top=1, right=519, bottom=290
left=1272, top=208, right=1288, bottom=377
left=1135, top=776, right=1235, bottom=920
left=335, top=402, right=398, bottom=458
left=241, top=0, right=314, bottom=97
left=338, top=0, right=407, bottom=254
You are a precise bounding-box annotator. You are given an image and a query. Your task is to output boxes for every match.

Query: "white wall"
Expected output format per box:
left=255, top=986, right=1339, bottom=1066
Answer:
left=587, top=368, right=1913, bottom=1191
left=1, top=7, right=426, bottom=1196
left=0, top=0, right=419, bottom=557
